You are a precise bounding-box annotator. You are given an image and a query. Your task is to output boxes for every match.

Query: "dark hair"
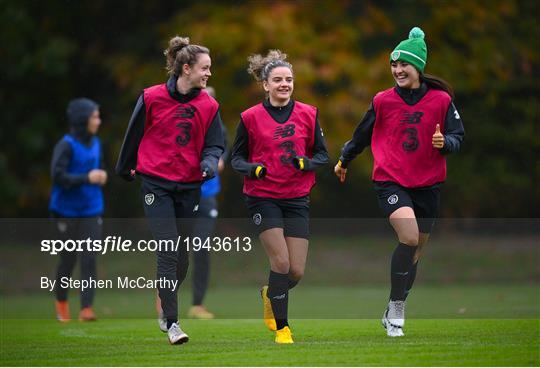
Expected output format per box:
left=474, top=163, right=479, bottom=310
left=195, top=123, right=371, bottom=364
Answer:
left=164, top=36, right=210, bottom=76
left=421, top=73, right=455, bottom=100
left=247, top=49, right=293, bottom=82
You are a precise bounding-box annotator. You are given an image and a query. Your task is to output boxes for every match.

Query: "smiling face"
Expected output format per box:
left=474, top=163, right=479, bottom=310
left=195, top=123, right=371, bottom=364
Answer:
left=185, top=53, right=212, bottom=89
left=263, top=66, right=294, bottom=106
left=391, top=60, right=421, bottom=89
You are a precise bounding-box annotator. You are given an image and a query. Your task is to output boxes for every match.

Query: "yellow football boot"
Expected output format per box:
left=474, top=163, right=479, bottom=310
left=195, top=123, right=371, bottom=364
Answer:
left=188, top=305, right=215, bottom=319
left=260, top=285, right=277, bottom=331
left=275, top=326, right=294, bottom=344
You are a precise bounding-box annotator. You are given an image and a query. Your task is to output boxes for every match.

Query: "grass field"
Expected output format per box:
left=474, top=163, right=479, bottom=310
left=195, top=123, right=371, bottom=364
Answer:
left=2, top=285, right=539, bottom=366
left=2, top=319, right=539, bottom=366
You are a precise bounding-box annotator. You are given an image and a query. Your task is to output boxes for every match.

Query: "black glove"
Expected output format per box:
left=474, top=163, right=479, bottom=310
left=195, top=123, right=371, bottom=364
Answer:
left=251, top=164, right=267, bottom=179
left=201, top=164, right=215, bottom=180
left=292, top=156, right=308, bottom=171
left=119, top=169, right=136, bottom=182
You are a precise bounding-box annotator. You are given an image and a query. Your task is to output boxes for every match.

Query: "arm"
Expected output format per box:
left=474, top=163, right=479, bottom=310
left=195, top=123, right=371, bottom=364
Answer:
left=220, top=121, right=230, bottom=162
left=440, top=102, right=465, bottom=154
left=200, top=109, right=226, bottom=179
left=293, top=116, right=329, bottom=171
left=338, top=102, right=376, bottom=168
left=115, top=94, right=146, bottom=181
left=51, top=140, right=89, bottom=189
left=98, top=140, right=108, bottom=185
left=100, top=142, right=106, bottom=170
left=231, top=119, right=265, bottom=178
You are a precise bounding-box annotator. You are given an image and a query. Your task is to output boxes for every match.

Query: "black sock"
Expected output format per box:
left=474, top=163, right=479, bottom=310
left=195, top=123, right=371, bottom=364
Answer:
left=390, top=242, right=417, bottom=301
left=288, top=278, right=298, bottom=290
left=166, top=319, right=176, bottom=329
left=268, top=270, right=289, bottom=330
left=403, top=262, right=418, bottom=301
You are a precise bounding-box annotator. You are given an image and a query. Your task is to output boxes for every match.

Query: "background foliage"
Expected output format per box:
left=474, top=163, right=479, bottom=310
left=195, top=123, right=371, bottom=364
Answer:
left=2, top=0, right=539, bottom=218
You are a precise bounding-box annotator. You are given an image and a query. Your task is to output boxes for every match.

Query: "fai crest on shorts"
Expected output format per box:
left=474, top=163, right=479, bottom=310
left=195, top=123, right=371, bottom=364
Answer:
left=253, top=213, right=262, bottom=226
left=144, top=193, right=155, bottom=205
left=387, top=194, right=399, bottom=205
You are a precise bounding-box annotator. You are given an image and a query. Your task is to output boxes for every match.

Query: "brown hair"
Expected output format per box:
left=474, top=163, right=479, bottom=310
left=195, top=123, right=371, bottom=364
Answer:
left=164, top=36, right=210, bottom=76
left=421, top=73, right=455, bottom=100
left=247, top=49, right=293, bottom=82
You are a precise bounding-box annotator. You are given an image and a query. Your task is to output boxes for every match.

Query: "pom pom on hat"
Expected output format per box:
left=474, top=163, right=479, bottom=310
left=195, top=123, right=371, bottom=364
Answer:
left=390, top=26, right=428, bottom=73
left=408, top=27, right=425, bottom=39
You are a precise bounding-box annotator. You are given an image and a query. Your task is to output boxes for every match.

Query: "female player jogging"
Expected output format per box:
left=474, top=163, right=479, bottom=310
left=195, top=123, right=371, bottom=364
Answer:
left=115, top=36, right=225, bottom=345
left=335, top=27, right=465, bottom=337
left=49, top=98, right=106, bottom=322
left=231, top=50, right=329, bottom=344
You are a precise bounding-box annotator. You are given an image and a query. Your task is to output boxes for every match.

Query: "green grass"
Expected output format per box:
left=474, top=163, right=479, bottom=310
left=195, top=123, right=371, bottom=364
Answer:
left=1, top=319, right=539, bottom=366
left=2, top=285, right=539, bottom=366
left=2, top=285, right=539, bottom=319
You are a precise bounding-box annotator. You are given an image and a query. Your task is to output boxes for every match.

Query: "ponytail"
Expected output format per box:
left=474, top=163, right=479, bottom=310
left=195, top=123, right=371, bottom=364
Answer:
left=164, top=36, right=210, bottom=76
left=421, top=74, right=455, bottom=100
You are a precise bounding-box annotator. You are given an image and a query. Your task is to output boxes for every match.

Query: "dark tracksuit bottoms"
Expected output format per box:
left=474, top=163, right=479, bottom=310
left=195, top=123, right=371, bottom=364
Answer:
left=53, top=215, right=102, bottom=308
left=191, top=195, right=218, bottom=306
left=140, top=177, right=200, bottom=322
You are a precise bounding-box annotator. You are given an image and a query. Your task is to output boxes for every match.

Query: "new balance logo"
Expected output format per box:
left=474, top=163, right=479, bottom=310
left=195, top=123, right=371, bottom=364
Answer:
left=273, top=124, right=295, bottom=139
left=400, top=111, right=423, bottom=125
left=174, top=106, right=196, bottom=118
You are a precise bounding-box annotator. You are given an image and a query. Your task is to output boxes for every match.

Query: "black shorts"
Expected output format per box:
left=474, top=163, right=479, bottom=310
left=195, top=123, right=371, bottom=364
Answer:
left=245, top=195, right=310, bottom=239
left=373, top=181, right=441, bottom=234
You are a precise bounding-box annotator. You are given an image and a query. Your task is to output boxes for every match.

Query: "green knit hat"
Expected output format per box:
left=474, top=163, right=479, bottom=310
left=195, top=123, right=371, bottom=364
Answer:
left=390, top=27, right=427, bottom=73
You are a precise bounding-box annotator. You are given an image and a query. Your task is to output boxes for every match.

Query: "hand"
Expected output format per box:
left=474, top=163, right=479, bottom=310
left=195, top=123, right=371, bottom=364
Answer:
left=292, top=156, right=307, bottom=171
left=253, top=165, right=267, bottom=179
left=201, top=166, right=215, bottom=179
left=218, top=158, right=225, bottom=173
left=432, top=123, right=445, bottom=149
left=120, top=169, right=136, bottom=182
left=88, top=169, right=107, bottom=185
left=100, top=170, right=108, bottom=185
left=334, top=160, right=347, bottom=183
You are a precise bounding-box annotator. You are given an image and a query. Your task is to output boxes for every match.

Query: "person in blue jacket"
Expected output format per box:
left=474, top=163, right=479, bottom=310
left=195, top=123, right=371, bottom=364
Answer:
left=49, top=98, right=106, bottom=322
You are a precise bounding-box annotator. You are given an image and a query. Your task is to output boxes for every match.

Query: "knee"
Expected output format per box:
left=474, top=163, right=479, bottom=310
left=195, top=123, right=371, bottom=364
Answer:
left=177, top=266, right=189, bottom=283
left=271, top=257, right=290, bottom=274
left=288, top=267, right=304, bottom=281
left=157, top=252, right=179, bottom=275
left=399, top=233, right=419, bottom=247
left=157, top=250, right=178, bottom=264
left=289, top=264, right=305, bottom=281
